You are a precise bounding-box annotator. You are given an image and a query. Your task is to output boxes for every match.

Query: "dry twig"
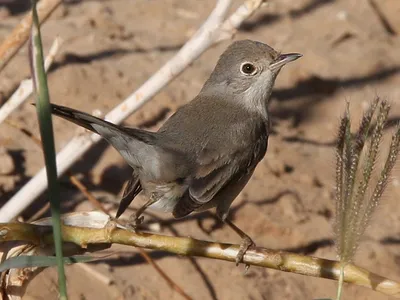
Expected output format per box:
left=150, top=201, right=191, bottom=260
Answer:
left=0, top=0, right=62, bottom=72
left=68, top=174, right=110, bottom=215
left=138, top=248, right=193, bottom=300
left=27, top=202, right=51, bottom=223
left=0, top=37, right=61, bottom=125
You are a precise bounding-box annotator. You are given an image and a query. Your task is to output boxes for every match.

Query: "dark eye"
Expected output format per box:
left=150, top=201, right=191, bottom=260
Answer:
left=240, top=63, right=256, bottom=75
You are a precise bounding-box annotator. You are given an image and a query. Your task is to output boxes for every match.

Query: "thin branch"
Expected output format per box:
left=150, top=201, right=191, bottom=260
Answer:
left=27, top=202, right=50, bottom=223
left=0, top=37, right=62, bottom=125
left=67, top=174, right=110, bottom=215
left=138, top=248, right=193, bottom=300
left=0, top=0, right=62, bottom=73
left=0, top=0, right=267, bottom=222
left=4, top=119, right=42, bottom=146
left=0, top=220, right=399, bottom=298
left=367, top=0, right=397, bottom=36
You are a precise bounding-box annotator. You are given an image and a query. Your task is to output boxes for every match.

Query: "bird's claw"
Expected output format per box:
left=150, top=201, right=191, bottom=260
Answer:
left=126, top=213, right=144, bottom=231
left=135, top=215, right=144, bottom=225
left=236, top=235, right=254, bottom=270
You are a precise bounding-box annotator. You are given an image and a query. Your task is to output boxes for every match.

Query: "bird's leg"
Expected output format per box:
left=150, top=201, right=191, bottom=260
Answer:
left=224, top=218, right=255, bottom=268
left=127, top=194, right=158, bottom=230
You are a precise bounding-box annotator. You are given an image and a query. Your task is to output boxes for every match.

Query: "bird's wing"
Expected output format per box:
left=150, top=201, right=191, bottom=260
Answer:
left=190, top=151, right=240, bottom=203
left=172, top=136, right=266, bottom=218
left=115, top=171, right=142, bottom=218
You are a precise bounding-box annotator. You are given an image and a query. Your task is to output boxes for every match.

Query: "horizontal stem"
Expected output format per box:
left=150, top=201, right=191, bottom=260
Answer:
left=1, top=222, right=399, bottom=298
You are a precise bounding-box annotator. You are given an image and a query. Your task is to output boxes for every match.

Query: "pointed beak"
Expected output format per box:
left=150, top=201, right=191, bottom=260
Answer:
left=270, top=53, right=302, bottom=70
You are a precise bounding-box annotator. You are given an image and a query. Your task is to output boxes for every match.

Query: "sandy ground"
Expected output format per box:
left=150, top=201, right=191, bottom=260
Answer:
left=1, top=0, right=400, bottom=299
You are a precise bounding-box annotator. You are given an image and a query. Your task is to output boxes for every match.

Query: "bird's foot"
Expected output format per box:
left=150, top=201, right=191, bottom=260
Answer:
left=236, top=235, right=255, bottom=271
left=126, top=213, right=144, bottom=231
left=223, top=218, right=255, bottom=270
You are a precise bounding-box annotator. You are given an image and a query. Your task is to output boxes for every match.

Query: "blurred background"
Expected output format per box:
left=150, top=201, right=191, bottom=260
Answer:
left=1, top=0, right=400, bottom=299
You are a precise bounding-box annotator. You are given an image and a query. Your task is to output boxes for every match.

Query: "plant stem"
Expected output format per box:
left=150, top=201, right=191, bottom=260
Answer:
left=29, top=1, right=67, bottom=298
left=336, top=263, right=345, bottom=300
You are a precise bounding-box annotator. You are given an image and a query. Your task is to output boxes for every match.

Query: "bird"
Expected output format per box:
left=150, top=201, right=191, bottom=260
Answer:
left=49, top=40, right=302, bottom=265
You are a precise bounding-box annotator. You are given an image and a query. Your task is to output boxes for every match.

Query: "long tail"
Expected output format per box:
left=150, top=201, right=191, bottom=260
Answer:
left=51, top=104, right=123, bottom=134
left=50, top=104, right=154, bottom=218
left=50, top=103, right=158, bottom=142
left=50, top=104, right=159, bottom=167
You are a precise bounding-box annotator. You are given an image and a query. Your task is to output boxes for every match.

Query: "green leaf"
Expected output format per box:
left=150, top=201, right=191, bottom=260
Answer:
left=29, top=0, right=67, bottom=298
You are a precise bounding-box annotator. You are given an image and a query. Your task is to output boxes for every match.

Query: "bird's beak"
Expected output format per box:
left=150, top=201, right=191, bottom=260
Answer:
left=270, top=53, right=302, bottom=70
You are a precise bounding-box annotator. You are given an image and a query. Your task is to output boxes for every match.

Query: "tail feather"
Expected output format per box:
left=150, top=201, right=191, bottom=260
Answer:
left=50, top=104, right=159, bottom=169
left=51, top=104, right=158, bottom=142
left=51, top=104, right=123, bottom=134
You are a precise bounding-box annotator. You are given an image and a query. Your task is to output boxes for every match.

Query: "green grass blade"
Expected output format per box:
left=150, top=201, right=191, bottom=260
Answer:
left=0, top=255, right=95, bottom=273
left=29, top=0, right=67, bottom=298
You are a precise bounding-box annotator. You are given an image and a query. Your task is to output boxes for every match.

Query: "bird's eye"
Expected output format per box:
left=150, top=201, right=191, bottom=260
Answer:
left=240, top=63, right=257, bottom=75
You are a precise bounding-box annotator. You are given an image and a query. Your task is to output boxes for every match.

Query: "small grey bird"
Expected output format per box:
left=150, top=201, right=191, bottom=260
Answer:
left=50, top=40, right=301, bottom=264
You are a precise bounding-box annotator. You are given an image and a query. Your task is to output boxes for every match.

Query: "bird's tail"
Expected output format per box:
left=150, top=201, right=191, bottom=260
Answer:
left=50, top=104, right=158, bottom=168
left=50, top=104, right=120, bottom=134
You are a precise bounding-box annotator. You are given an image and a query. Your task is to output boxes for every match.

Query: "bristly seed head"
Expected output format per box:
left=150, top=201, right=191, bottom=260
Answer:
left=334, top=98, right=398, bottom=263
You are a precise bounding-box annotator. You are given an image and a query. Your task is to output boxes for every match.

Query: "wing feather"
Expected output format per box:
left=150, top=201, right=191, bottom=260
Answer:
left=172, top=132, right=268, bottom=218
left=115, top=171, right=142, bottom=218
